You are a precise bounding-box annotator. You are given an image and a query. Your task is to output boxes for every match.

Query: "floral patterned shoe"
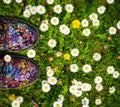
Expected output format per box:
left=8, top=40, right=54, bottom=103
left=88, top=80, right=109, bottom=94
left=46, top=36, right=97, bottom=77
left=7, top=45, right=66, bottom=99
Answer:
left=0, top=53, right=40, bottom=89
left=0, top=17, right=39, bottom=51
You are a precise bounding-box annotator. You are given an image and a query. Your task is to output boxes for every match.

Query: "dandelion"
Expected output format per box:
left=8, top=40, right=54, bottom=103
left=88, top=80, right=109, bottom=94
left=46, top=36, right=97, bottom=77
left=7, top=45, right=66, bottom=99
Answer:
left=89, top=13, right=98, bottom=21
left=47, top=76, right=57, bottom=85
left=39, top=23, right=49, bottom=32
left=71, top=48, right=79, bottom=57
left=46, top=0, right=54, bottom=4
left=93, top=53, right=101, bottom=61
left=65, top=4, right=74, bottom=13
left=83, top=64, right=92, bottom=73
left=106, top=0, right=115, bottom=4
left=74, top=90, right=82, bottom=97
left=97, top=5, right=106, bottom=14
left=109, top=27, right=117, bottom=35
left=59, top=24, right=70, bottom=35
left=27, top=49, right=36, bottom=58
left=48, top=39, right=57, bottom=48
left=81, top=19, right=89, bottom=27
left=37, top=5, right=46, bottom=14
left=94, top=76, right=103, bottom=84
left=116, top=21, right=120, bottom=29
left=95, top=98, right=102, bottom=105
left=95, top=84, right=103, bottom=91
left=50, top=17, right=59, bottom=26
left=107, top=66, right=115, bottom=74
left=70, top=64, right=79, bottom=73
left=113, top=71, right=120, bottom=79
left=3, top=0, right=11, bottom=4
left=11, top=100, right=20, bottom=107
left=4, top=54, right=11, bottom=62
left=53, top=101, right=63, bottom=107
left=23, top=9, right=31, bottom=18
left=82, top=97, right=89, bottom=105
left=30, top=6, right=37, bottom=15
left=8, top=94, right=16, bottom=101
left=54, top=4, right=62, bottom=14
left=63, top=53, right=70, bottom=60
left=72, top=19, right=80, bottom=29
left=109, top=86, right=116, bottom=94
left=15, top=0, right=22, bottom=3
left=42, top=83, right=51, bottom=92
left=92, top=19, right=100, bottom=26
left=83, top=28, right=91, bottom=36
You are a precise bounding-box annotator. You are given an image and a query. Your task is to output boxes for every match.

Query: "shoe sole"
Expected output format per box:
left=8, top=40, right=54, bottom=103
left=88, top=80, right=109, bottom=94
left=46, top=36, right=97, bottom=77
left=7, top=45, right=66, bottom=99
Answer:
left=0, top=17, right=39, bottom=52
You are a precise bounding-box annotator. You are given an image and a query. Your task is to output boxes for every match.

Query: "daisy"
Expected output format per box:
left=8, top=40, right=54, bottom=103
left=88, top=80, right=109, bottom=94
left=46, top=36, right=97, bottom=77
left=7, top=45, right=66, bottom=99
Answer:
left=65, top=4, right=74, bottom=13
left=3, top=0, right=11, bottom=4
left=23, top=9, right=31, bottom=18
left=71, top=48, right=79, bottom=57
left=109, top=86, right=116, bottom=94
left=16, top=96, right=23, bottom=103
left=25, top=5, right=31, bottom=10
left=82, top=64, right=92, bottom=73
left=89, top=13, right=98, bottom=21
left=46, top=0, right=54, bottom=4
left=95, top=98, right=102, bottom=105
left=70, top=64, right=79, bottom=73
left=82, top=97, right=89, bottom=105
left=54, top=4, right=62, bottom=14
left=58, top=95, right=64, bottom=103
left=27, top=49, right=36, bottom=58
left=113, top=71, right=120, bottom=79
left=46, top=69, right=54, bottom=77
left=39, top=23, right=49, bottom=32
left=11, top=100, right=20, bottom=107
left=59, top=24, right=70, bottom=35
left=4, top=54, right=11, bottom=62
left=71, top=79, right=78, bottom=85
left=94, top=76, right=103, bottom=84
left=37, top=5, right=46, bottom=14
left=97, top=5, right=106, bottom=14
left=93, top=53, right=101, bottom=61
left=42, top=19, right=49, bottom=25
left=42, top=83, right=51, bottom=92
left=81, top=83, right=91, bottom=91
left=74, top=90, right=82, bottom=97
left=109, top=27, right=117, bottom=35
left=42, top=80, right=48, bottom=85
left=75, top=81, right=82, bottom=89
left=116, top=21, right=120, bottom=29
left=46, top=66, right=52, bottom=71
left=15, top=0, right=22, bottom=3
left=81, top=19, right=89, bottom=27
left=47, top=76, right=57, bottom=85
left=106, top=0, right=115, bottom=4
left=92, top=19, right=100, bottom=26
left=107, top=66, right=115, bottom=74
left=83, top=28, right=91, bottom=36
left=56, top=52, right=62, bottom=57
left=82, top=105, right=89, bottom=107
left=50, top=17, right=59, bottom=26
left=69, top=85, right=77, bottom=95
left=30, top=6, right=37, bottom=15
left=53, top=101, right=62, bottom=107
left=95, top=84, right=103, bottom=91
left=48, top=39, right=57, bottom=48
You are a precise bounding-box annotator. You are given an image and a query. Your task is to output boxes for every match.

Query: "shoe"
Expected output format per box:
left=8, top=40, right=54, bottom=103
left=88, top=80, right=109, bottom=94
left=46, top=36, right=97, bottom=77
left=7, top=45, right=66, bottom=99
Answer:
left=0, top=17, right=39, bottom=52
left=0, top=53, right=40, bottom=89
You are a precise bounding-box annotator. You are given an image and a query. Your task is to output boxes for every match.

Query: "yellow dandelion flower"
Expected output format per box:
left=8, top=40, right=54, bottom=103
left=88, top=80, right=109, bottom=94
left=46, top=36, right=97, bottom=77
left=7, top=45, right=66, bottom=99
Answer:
left=63, top=53, right=70, bottom=60
left=72, top=19, right=80, bottom=29
left=8, top=94, right=16, bottom=101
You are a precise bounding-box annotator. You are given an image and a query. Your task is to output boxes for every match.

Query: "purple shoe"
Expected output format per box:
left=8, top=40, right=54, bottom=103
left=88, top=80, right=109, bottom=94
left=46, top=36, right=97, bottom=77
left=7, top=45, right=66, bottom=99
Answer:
left=0, top=17, right=39, bottom=51
left=0, top=54, right=40, bottom=89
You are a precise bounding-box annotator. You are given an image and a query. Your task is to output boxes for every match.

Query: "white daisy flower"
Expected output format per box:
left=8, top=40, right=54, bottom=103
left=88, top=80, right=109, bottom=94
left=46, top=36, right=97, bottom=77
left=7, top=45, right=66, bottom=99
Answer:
left=15, top=0, right=22, bottom=3
left=74, top=90, right=82, bottom=97
left=11, top=100, right=20, bottom=107
left=59, top=24, right=70, bottom=35
left=89, top=13, right=98, bottom=21
left=75, top=81, right=82, bottom=89
left=42, top=83, right=51, bottom=92
left=48, top=39, right=57, bottom=48
left=53, top=101, right=62, bottom=107
left=48, top=76, right=57, bottom=85
left=81, top=19, right=89, bottom=27
left=92, top=19, right=100, bottom=26
left=25, top=5, right=31, bottom=10
left=69, top=85, right=77, bottom=95
left=109, top=86, right=116, bottom=94
left=116, top=21, right=120, bottom=29
left=81, top=83, right=91, bottom=92
left=3, top=0, right=11, bottom=4
left=39, top=23, right=49, bottom=32
left=23, top=9, right=31, bottom=18
left=72, top=79, right=78, bottom=85
left=27, top=49, right=36, bottom=58
left=82, top=105, right=89, bottom=107
left=42, top=80, right=48, bottom=85
left=37, top=5, right=46, bottom=14
left=4, top=54, right=11, bottom=62
left=106, top=0, right=115, bottom=4
left=42, top=19, right=49, bottom=25
left=46, top=69, right=54, bottom=77
left=71, top=48, right=79, bottom=57
left=46, top=0, right=54, bottom=4
left=46, top=66, right=52, bottom=71
left=109, top=27, right=117, bottom=35
left=93, top=53, right=101, bottom=61
left=58, top=95, right=64, bottom=103
left=65, top=4, right=74, bottom=13
left=107, top=66, right=115, bottom=74
left=83, top=64, right=92, bottom=73
left=83, top=28, right=91, bottom=36
left=82, top=97, right=89, bottom=105
left=113, top=71, right=120, bottom=79
left=70, top=64, right=79, bottom=73
left=30, top=6, right=37, bottom=15
left=95, top=84, right=103, bottom=91
left=97, top=5, right=106, bottom=14
left=50, top=17, right=59, bottom=26
left=16, top=96, right=23, bottom=103
left=54, top=4, right=62, bottom=14
left=94, top=76, right=103, bottom=84
left=95, top=98, right=102, bottom=105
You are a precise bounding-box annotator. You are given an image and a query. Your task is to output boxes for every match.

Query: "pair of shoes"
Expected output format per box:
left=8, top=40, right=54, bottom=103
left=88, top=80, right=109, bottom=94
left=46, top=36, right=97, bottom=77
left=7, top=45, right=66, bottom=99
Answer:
left=0, top=17, right=40, bottom=90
